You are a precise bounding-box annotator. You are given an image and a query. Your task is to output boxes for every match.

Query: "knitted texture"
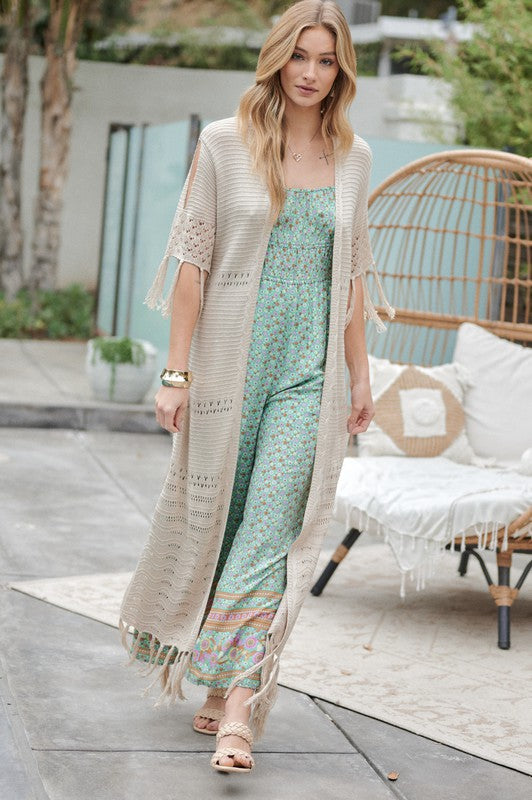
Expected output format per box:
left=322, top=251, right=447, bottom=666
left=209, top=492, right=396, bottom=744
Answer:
left=118, top=116, right=394, bottom=741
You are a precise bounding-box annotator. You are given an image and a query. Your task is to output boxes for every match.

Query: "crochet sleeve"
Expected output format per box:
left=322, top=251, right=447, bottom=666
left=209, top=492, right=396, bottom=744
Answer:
left=344, top=146, right=395, bottom=333
left=144, top=136, right=216, bottom=318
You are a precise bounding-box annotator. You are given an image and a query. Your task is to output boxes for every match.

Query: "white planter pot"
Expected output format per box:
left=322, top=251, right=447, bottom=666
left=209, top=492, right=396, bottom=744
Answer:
left=86, top=338, right=158, bottom=404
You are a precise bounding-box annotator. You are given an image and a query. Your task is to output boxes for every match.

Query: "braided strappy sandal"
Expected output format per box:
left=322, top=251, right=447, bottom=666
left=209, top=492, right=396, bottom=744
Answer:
left=192, top=688, right=226, bottom=735
left=210, top=720, right=255, bottom=773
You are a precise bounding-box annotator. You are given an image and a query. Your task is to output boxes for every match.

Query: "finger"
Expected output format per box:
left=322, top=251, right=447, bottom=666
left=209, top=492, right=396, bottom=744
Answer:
left=173, top=408, right=183, bottom=433
left=164, top=410, right=180, bottom=433
left=347, top=409, right=362, bottom=425
left=157, top=402, right=179, bottom=433
left=174, top=403, right=187, bottom=430
left=347, top=413, right=372, bottom=434
left=155, top=404, right=170, bottom=431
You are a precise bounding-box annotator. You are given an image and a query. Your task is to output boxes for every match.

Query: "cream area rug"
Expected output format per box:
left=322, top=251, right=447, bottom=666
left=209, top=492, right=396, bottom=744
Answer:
left=8, top=542, right=532, bottom=775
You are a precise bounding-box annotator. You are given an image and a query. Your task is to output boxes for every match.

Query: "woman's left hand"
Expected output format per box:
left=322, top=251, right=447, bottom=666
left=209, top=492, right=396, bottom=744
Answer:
left=347, top=376, right=375, bottom=435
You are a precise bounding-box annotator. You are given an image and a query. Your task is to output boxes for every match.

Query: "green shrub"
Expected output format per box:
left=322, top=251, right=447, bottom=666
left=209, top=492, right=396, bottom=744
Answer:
left=0, top=294, right=33, bottom=338
left=38, top=284, right=95, bottom=339
left=90, top=336, right=148, bottom=400
left=0, top=284, right=95, bottom=340
left=90, top=336, right=147, bottom=366
left=397, top=0, right=531, bottom=155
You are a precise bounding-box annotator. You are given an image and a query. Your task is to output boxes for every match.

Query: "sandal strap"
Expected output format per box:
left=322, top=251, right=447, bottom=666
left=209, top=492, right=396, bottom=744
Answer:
left=216, top=721, right=254, bottom=747
left=194, top=706, right=225, bottom=721
left=211, top=747, right=254, bottom=769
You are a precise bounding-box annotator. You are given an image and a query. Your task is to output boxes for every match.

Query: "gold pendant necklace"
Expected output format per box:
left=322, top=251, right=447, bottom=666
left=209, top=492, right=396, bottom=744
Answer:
left=287, top=144, right=303, bottom=163
left=286, top=124, right=322, bottom=162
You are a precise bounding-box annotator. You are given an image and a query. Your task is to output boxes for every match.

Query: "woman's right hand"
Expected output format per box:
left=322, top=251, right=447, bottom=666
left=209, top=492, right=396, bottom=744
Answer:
left=154, top=385, right=190, bottom=433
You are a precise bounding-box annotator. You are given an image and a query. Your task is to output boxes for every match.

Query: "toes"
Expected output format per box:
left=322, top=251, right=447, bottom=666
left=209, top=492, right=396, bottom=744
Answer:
left=217, top=754, right=250, bottom=768
left=217, top=751, right=251, bottom=769
left=195, top=713, right=220, bottom=731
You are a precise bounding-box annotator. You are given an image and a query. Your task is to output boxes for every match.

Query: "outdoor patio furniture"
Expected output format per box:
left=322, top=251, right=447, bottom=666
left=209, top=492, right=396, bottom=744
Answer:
left=313, top=149, right=532, bottom=649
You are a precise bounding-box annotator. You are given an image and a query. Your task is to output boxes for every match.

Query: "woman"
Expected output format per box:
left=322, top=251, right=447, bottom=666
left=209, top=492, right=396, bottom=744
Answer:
left=119, top=0, right=394, bottom=775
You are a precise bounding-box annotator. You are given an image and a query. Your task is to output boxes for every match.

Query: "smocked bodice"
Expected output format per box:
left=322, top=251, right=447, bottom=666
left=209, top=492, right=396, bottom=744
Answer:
left=261, top=186, right=335, bottom=284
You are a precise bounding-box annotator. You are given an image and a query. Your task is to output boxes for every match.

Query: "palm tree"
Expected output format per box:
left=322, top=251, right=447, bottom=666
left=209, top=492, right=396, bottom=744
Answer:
left=30, top=0, right=91, bottom=291
left=1, top=1, right=93, bottom=296
left=0, top=0, right=31, bottom=299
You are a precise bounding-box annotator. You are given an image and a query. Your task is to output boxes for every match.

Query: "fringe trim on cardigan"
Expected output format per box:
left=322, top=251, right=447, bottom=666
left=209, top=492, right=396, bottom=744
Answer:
left=119, top=617, right=193, bottom=704
left=344, top=262, right=395, bottom=332
left=118, top=617, right=282, bottom=741
left=143, top=253, right=207, bottom=319
left=222, top=629, right=284, bottom=740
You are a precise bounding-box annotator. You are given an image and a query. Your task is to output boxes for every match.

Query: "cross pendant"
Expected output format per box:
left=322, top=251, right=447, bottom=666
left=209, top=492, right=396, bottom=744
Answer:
left=319, top=150, right=332, bottom=164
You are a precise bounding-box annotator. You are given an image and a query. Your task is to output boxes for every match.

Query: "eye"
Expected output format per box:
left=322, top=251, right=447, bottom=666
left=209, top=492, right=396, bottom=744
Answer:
left=291, top=52, right=304, bottom=60
left=321, top=58, right=335, bottom=66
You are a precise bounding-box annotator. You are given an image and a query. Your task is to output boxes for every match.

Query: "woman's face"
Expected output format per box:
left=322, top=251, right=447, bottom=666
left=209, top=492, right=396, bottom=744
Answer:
left=279, top=25, right=340, bottom=111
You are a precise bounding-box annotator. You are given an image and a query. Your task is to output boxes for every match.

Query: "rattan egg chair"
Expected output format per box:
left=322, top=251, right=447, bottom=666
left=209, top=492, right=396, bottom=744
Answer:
left=314, top=148, right=532, bottom=649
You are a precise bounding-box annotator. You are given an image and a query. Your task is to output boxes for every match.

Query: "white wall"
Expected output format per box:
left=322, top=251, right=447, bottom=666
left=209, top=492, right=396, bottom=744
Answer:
left=0, top=55, right=456, bottom=290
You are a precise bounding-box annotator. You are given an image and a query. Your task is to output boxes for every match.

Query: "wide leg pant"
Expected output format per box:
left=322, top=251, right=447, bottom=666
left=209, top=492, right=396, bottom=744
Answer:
left=184, top=258, right=331, bottom=690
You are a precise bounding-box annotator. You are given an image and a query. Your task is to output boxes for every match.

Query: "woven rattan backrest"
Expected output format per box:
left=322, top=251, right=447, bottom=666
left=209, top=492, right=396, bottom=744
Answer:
left=364, top=149, right=532, bottom=366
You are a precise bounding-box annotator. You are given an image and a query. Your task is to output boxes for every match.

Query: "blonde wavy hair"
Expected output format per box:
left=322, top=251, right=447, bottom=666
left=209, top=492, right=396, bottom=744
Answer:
left=236, top=0, right=357, bottom=221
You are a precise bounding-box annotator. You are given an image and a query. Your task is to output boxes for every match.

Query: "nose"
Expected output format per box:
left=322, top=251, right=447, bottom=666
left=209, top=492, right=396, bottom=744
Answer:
left=302, top=61, right=317, bottom=81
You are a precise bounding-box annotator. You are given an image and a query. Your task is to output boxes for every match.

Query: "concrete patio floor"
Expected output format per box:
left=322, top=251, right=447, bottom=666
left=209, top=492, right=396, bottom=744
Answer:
left=0, top=339, right=160, bottom=433
left=0, top=340, right=531, bottom=798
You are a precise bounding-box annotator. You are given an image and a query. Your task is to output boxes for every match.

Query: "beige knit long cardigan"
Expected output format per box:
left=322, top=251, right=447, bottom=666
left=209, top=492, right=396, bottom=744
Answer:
left=118, top=116, right=394, bottom=740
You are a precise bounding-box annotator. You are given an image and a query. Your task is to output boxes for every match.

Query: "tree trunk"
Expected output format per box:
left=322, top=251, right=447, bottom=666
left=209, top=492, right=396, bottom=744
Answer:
left=0, top=4, right=30, bottom=299
left=29, top=1, right=89, bottom=292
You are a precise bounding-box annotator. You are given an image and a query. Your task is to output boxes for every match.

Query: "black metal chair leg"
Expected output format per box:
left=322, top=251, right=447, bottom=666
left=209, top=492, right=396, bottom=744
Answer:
left=496, top=563, right=511, bottom=650
left=311, top=527, right=363, bottom=596
left=458, top=550, right=470, bottom=576
left=488, top=550, right=520, bottom=650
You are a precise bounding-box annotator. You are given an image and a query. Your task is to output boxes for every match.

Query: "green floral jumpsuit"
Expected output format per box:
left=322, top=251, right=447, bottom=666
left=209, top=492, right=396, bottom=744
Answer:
left=134, top=186, right=335, bottom=689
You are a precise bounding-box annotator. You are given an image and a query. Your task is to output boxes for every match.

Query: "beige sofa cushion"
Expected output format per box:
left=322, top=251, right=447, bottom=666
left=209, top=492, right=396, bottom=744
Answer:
left=358, top=355, right=477, bottom=463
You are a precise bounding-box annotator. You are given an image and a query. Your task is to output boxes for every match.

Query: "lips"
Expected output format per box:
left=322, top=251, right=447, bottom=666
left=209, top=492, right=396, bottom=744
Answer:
left=296, top=85, right=318, bottom=95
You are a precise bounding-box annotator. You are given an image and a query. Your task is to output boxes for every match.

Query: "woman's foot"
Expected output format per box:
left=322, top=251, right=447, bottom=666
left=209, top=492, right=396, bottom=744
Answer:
left=193, top=691, right=226, bottom=733
left=215, top=686, right=254, bottom=769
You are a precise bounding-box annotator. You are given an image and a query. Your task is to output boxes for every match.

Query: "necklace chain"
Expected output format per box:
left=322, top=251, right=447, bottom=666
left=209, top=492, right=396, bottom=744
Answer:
left=286, top=125, right=321, bottom=162
left=286, top=126, right=334, bottom=164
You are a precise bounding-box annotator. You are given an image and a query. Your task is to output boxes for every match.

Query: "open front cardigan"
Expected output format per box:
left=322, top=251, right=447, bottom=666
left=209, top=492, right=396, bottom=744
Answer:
left=118, top=116, right=394, bottom=740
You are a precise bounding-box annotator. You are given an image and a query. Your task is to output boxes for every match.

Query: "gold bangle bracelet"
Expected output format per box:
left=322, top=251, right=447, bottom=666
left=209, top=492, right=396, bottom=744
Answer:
left=162, top=378, right=191, bottom=389
left=160, top=369, right=193, bottom=389
left=160, top=368, right=193, bottom=382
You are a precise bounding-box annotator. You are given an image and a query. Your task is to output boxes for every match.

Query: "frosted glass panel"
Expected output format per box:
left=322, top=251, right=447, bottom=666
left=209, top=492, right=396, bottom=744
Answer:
left=96, top=117, right=214, bottom=367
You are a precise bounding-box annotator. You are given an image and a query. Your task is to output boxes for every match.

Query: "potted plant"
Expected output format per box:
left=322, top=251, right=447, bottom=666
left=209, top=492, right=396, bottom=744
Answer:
left=86, top=336, right=158, bottom=403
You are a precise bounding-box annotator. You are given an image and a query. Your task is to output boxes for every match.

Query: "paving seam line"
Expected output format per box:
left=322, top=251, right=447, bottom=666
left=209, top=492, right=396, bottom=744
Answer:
left=311, top=696, right=409, bottom=800
left=0, top=651, right=50, bottom=800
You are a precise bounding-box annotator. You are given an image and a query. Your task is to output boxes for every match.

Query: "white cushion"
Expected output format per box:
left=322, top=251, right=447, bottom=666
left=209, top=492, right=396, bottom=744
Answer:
left=358, top=355, right=477, bottom=464
left=453, top=323, right=532, bottom=463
